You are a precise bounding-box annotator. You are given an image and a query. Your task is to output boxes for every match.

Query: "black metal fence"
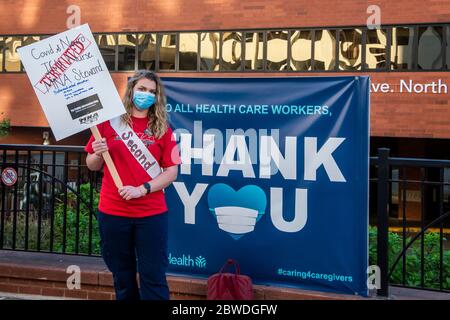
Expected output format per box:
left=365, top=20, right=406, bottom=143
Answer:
left=373, top=148, right=450, bottom=296
left=0, top=144, right=102, bottom=256
left=0, top=144, right=449, bottom=296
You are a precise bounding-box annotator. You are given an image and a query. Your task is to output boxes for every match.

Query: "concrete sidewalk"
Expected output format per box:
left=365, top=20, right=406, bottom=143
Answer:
left=0, top=250, right=448, bottom=300
left=0, top=291, right=77, bottom=300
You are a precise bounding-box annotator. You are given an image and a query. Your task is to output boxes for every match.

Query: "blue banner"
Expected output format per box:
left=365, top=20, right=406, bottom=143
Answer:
left=163, top=76, right=370, bottom=296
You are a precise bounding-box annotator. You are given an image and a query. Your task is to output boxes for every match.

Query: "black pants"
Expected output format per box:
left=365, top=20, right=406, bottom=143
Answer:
left=97, top=210, right=169, bottom=300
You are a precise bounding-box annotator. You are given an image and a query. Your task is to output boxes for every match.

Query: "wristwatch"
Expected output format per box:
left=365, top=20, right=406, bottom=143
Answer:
left=143, top=181, right=152, bottom=194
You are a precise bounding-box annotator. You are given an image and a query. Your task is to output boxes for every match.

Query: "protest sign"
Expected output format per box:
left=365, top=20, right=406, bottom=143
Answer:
left=164, top=76, right=370, bottom=296
left=18, top=23, right=124, bottom=187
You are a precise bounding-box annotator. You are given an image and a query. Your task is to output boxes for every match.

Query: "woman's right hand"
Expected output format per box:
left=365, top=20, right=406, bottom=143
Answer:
left=92, top=138, right=109, bottom=157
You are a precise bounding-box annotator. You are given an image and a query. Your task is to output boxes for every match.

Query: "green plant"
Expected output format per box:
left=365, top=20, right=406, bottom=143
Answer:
left=2, top=183, right=101, bottom=255
left=2, top=211, right=51, bottom=250
left=369, top=225, right=450, bottom=290
left=52, top=183, right=101, bottom=255
left=0, top=112, right=10, bottom=137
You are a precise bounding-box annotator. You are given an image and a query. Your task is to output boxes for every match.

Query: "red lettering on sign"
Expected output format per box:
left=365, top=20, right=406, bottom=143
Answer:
left=33, top=33, right=92, bottom=94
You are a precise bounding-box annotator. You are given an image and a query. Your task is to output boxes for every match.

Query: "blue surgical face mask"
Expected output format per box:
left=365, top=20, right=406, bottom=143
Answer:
left=133, top=90, right=156, bottom=110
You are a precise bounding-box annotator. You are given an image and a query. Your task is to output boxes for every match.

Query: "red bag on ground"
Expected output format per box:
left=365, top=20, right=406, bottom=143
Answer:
left=207, top=259, right=254, bottom=300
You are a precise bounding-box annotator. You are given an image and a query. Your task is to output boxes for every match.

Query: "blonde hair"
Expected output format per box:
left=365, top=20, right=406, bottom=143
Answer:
left=121, top=70, right=168, bottom=139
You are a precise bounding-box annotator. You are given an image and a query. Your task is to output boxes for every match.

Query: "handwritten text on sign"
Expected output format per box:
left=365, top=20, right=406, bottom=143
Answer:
left=18, top=24, right=125, bottom=141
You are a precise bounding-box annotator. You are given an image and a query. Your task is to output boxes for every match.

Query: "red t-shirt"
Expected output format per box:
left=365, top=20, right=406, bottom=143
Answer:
left=85, top=116, right=181, bottom=218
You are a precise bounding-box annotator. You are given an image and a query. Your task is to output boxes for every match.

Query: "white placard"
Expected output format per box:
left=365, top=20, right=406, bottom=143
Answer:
left=17, top=23, right=126, bottom=141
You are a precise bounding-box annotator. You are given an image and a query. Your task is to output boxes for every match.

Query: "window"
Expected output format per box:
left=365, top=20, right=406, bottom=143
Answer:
left=138, top=33, right=156, bottom=70
left=366, top=28, right=388, bottom=69
left=179, top=33, right=198, bottom=71
left=200, top=32, right=220, bottom=71
left=338, top=29, right=362, bottom=70
left=0, top=37, right=5, bottom=72
left=267, top=30, right=288, bottom=71
left=95, top=34, right=116, bottom=70
left=418, top=26, right=443, bottom=70
left=244, top=32, right=264, bottom=71
left=158, top=33, right=176, bottom=71
left=22, top=36, right=40, bottom=47
left=20, top=36, right=40, bottom=71
left=390, top=27, right=414, bottom=70
left=4, top=36, right=22, bottom=72
left=221, top=32, right=242, bottom=71
left=290, top=30, right=312, bottom=71
left=0, top=24, right=448, bottom=73
left=391, top=169, right=400, bottom=218
left=444, top=168, right=450, bottom=210
left=447, top=26, right=450, bottom=69
left=118, top=34, right=136, bottom=71
left=313, top=30, right=337, bottom=70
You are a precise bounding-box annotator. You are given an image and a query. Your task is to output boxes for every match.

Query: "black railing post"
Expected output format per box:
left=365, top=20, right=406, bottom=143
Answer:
left=377, top=148, right=390, bottom=297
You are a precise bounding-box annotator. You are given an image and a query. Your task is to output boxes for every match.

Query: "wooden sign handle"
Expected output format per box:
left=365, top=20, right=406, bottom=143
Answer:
left=90, top=126, right=123, bottom=188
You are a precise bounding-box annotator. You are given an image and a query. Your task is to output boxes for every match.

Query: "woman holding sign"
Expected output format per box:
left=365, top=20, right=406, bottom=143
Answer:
left=85, top=70, right=181, bottom=300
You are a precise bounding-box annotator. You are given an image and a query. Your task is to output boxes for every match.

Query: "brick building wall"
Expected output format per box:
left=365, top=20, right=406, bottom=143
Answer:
left=1, top=0, right=449, bottom=34
left=0, top=71, right=449, bottom=144
left=0, top=0, right=449, bottom=144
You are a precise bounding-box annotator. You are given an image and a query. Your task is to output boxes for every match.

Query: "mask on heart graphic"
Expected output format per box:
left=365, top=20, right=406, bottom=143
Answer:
left=207, top=183, right=267, bottom=240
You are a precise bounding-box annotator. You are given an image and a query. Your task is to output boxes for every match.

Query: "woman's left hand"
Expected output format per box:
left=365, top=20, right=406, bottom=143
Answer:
left=118, top=186, right=144, bottom=200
